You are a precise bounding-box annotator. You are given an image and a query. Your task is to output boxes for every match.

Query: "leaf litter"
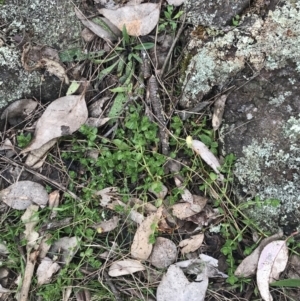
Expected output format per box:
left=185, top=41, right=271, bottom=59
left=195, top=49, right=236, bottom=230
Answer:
left=1, top=0, right=298, bottom=300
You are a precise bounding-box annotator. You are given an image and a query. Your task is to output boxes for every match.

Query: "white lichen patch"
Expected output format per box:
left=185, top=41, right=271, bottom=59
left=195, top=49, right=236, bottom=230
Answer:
left=284, top=114, right=300, bottom=142
left=182, top=1, right=300, bottom=108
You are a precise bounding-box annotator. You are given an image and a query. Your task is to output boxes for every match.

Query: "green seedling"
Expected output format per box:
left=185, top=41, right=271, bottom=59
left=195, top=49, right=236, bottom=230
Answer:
left=17, top=132, right=32, bottom=148
left=159, top=5, right=184, bottom=32
left=232, top=15, right=240, bottom=26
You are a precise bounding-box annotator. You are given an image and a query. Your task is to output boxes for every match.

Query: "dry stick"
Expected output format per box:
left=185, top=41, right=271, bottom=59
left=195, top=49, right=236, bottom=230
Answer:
left=19, top=250, right=39, bottom=301
left=160, top=12, right=187, bottom=78
left=102, top=270, right=123, bottom=301
left=0, top=154, right=81, bottom=201
left=148, top=75, right=169, bottom=155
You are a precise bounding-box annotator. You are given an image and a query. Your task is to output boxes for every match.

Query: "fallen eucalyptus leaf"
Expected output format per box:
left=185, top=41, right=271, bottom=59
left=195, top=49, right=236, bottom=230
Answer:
left=131, top=207, right=163, bottom=260
left=157, top=265, right=208, bottom=301
left=96, top=187, right=119, bottom=207
left=94, top=216, right=119, bottom=233
left=22, top=95, right=88, bottom=153
left=36, top=257, right=60, bottom=285
left=98, top=3, right=160, bottom=36
left=109, top=259, right=145, bottom=277
left=235, top=231, right=283, bottom=278
left=186, top=136, right=223, bottom=180
left=179, top=233, right=204, bottom=255
left=257, top=240, right=288, bottom=301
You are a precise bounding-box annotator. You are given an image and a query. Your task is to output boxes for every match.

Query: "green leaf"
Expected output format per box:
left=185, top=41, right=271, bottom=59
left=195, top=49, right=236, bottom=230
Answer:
left=131, top=53, right=142, bottom=64
left=98, top=59, right=119, bottom=80
left=270, top=279, right=300, bottom=287
left=112, top=139, right=130, bottom=150
left=199, top=134, right=212, bottom=146
left=133, top=43, right=155, bottom=50
left=110, top=86, right=129, bottom=93
left=108, top=93, right=128, bottom=119
left=66, top=81, right=80, bottom=95
left=122, top=25, right=130, bottom=47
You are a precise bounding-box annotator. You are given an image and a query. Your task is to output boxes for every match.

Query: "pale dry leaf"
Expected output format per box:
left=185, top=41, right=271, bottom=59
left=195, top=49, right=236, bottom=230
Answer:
left=128, top=209, right=144, bottom=225
left=167, top=0, right=185, bottom=6
left=96, top=187, right=119, bottom=207
left=0, top=181, right=48, bottom=210
left=0, top=268, right=9, bottom=280
left=172, top=196, right=207, bottom=220
left=75, top=8, right=121, bottom=42
left=21, top=205, right=40, bottom=249
left=0, top=138, right=14, bottom=151
left=22, top=95, right=88, bottom=153
left=49, top=237, right=80, bottom=265
left=98, top=3, right=160, bottom=36
left=0, top=284, right=11, bottom=293
left=257, top=240, right=288, bottom=301
left=235, top=231, right=283, bottom=277
left=148, top=237, right=177, bottom=268
left=85, top=117, right=110, bottom=128
left=187, top=137, right=223, bottom=180
left=88, top=97, right=109, bottom=118
left=0, top=99, right=38, bottom=121
left=131, top=207, right=163, bottom=260
left=40, top=58, right=69, bottom=84
left=94, top=216, right=119, bottom=233
left=156, top=265, right=208, bottom=301
left=48, top=190, right=60, bottom=220
left=212, top=95, right=227, bottom=131
left=108, top=259, right=145, bottom=277
left=25, top=139, right=57, bottom=168
left=179, top=233, right=204, bottom=255
left=36, top=257, right=60, bottom=285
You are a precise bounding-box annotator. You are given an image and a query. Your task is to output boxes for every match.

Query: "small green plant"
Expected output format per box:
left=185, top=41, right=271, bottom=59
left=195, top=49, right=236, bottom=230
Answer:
left=232, top=15, right=240, bottom=26
left=158, top=5, right=184, bottom=32
left=17, top=132, right=32, bottom=148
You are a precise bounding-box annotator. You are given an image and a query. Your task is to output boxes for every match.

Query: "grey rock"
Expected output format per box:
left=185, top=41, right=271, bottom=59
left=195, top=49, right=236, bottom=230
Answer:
left=221, top=63, right=300, bottom=234
left=184, top=0, right=249, bottom=27
left=0, top=0, right=81, bottom=112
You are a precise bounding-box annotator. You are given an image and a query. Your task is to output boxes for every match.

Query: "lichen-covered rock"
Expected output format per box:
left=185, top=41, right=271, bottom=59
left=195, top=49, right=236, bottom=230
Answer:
left=181, top=0, right=300, bottom=233
left=0, top=0, right=81, bottom=111
left=221, top=63, right=300, bottom=234
left=184, top=0, right=249, bottom=27
left=181, top=1, right=300, bottom=108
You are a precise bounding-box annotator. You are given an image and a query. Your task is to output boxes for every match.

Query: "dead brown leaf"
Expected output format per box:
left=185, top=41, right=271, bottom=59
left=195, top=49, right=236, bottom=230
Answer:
left=94, top=216, right=119, bottom=233
left=108, top=259, right=145, bottom=277
left=21, top=95, right=88, bottom=153
left=98, top=3, right=160, bottom=36
left=131, top=207, right=163, bottom=260
left=179, top=233, right=204, bottom=255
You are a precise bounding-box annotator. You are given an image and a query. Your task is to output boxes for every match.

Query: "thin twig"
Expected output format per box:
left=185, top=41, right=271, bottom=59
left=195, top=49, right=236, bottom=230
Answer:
left=102, top=270, right=123, bottom=301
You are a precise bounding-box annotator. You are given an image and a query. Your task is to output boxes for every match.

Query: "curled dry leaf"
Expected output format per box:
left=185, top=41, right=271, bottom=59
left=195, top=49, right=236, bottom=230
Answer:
left=212, top=95, right=227, bottom=131
left=85, top=117, right=110, bottom=128
left=22, top=95, right=88, bottom=153
left=257, top=240, right=288, bottom=301
left=88, top=97, right=109, bottom=118
left=174, top=178, right=193, bottom=204
left=94, top=216, right=119, bottom=233
left=0, top=181, right=48, bottom=210
left=186, top=136, right=223, bottom=180
left=75, top=8, right=121, bottom=42
left=108, top=259, right=145, bottom=277
left=96, top=187, right=119, bottom=207
left=172, top=195, right=207, bottom=220
left=36, top=257, right=60, bottom=285
left=179, top=233, right=204, bottom=255
left=25, top=139, right=57, bottom=168
left=131, top=207, right=163, bottom=260
left=48, top=190, right=60, bottom=220
left=235, top=231, right=283, bottom=278
left=99, top=3, right=160, bottom=36
left=0, top=99, right=38, bottom=122
left=157, top=265, right=208, bottom=301
left=148, top=237, right=177, bottom=268
left=40, top=58, right=69, bottom=84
